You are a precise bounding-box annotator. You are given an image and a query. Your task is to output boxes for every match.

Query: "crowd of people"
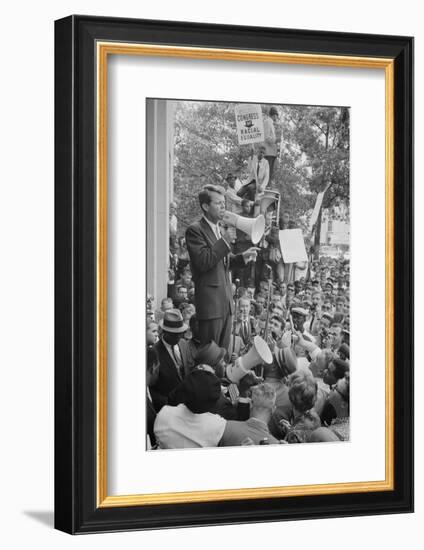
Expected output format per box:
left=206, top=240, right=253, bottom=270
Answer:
left=146, top=196, right=350, bottom=449
left=146, top=105, right=349, bottom=450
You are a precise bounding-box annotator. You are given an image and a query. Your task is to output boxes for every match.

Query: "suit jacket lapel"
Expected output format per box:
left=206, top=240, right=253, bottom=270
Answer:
left=200, top=217, right=218, bottom=244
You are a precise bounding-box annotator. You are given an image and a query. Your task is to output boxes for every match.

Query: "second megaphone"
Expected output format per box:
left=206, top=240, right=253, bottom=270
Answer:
left=226, top=335, right=273, bottom=384
left=222, top=211, right=265, bottom=245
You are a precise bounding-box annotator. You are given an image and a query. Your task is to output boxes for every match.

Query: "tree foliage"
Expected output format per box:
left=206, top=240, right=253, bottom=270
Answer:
left=172, top=101, right=350, bottom=235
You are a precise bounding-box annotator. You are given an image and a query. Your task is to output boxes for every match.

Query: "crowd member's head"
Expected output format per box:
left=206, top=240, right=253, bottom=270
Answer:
left=329, top=323, right=343, bottom=349
left=250, top=383, right=276, bottom=422
left=278, top=281, right=287, bottom=296
left=268, top=105, right=279, bottom=122
left=255, top=293, right=266, bottom=314
left=338, top=343, right=350, bottom=361
left=180, top=269, right=192, bottom=286
left=303, top=288, right=312, bottom=302
left=238, top=297, right=251, bottom=321
left=225, top=173, right=236, bottom=189
left=159, top=309, right=188, bottom=346
left=169, top=201, right=177, bottom=216
left=198, top=184, right=226, bottom=224
left=311, top=279, right=320, bottom=290
left=335, top=296, right=346, bottom=313
left=288, top=370, right=318, bottom=415
left=176, top=285, right=188, bottom=302
left=181, top=368, right=222, bottom=414
left=146, top=320, right=159, bottom=346
left=246, top=281, right=255, bottom=299
left=161, top=297, right=173, bottom=312
left=257, top=144, right=266, bottom=161
left=322, top=300, right=333, bottom=314
left=241, top=198, right=252, bottom=215
left=287, top=283, right=295, bottom=300
left=181, top=303, right=196, bottom=323
left=147, top=346, right=160, bottom=387
left=320, top=313, right=333, bottom=330
left=291, top=307, right=308, bottom=332
left=323, top=357, right=349, bottom=387
left=269, top=314, right=284, bottom=340
left=259, top=280, right=269, bottom=294
left=281, top=211, right=290, bottom=228
left=195, top=341, right=227, bottom=378
left=311, top=291, right=322, bottom=311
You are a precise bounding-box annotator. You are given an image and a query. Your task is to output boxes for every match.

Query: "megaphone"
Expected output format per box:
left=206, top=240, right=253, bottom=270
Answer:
left=222, top=211, right=265, bottom=245
left=226, top=335, right=273, bottom=384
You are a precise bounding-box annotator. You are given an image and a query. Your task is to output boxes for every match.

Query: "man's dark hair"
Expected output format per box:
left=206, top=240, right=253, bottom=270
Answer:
left=271, top=314, right=284, bottom=327
left=198, top=185, right=224, bottom=213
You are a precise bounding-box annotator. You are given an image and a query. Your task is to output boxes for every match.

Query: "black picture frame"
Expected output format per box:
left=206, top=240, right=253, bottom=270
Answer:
left=55, top=15, right=414, bottom=534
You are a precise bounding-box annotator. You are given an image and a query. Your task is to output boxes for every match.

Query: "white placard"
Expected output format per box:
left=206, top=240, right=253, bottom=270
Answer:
left=279, top=228, right=308, bottom=263
left=235, top=103, right=264, bottom=144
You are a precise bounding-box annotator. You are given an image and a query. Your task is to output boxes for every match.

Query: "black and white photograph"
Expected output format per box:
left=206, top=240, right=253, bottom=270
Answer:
left=146, top=99, right=350, bottom=450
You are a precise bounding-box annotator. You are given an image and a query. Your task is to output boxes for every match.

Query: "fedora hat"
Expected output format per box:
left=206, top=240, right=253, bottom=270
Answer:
left=158, top=308, right=188, bottom=333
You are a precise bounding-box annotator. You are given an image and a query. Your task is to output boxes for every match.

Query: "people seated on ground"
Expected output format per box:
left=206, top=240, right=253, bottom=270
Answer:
left=220, top=383, right=279, bottom=446
left=150, top=309, right=190, bottom=411
left=154, top=367, right=226, bottom=449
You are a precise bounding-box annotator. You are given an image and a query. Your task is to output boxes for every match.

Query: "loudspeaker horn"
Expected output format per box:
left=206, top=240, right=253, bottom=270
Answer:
left=226, top=335, right=272, bottom=384
left=222, top=211, right=265, bottom=244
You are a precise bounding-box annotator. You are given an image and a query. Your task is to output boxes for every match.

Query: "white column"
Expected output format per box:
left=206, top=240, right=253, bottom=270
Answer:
left=146, top=99, right=175, bottom=305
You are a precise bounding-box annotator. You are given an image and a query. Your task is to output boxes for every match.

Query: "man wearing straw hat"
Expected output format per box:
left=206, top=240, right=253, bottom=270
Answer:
left=150, top=309, right=190, bottom=410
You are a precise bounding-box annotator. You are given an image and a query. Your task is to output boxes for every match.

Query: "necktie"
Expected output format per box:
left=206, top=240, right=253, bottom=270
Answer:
left=172, top=345, right=183, bottom=378
left=242, top=321, right=249, bottom=343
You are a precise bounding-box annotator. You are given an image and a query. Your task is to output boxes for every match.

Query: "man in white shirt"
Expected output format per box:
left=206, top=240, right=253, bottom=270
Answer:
left=224, top=173, right=243, bottom=214
left=154, top=368, right=226, bottom=449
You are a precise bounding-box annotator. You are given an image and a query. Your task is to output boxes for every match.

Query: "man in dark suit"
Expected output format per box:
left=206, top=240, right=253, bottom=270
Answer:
left=185, top=185, right=259, bottom=352
left=233, top=296, right=257, bottom=349
left=150, top=309, right=190, bottom=411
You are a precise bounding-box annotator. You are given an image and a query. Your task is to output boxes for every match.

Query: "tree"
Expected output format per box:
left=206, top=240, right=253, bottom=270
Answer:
left=172, top=101, right=349, bottom=246
left=279, top=106, right=350, bottom=255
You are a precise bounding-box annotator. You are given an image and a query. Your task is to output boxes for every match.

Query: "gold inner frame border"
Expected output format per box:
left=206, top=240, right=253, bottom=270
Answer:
left=96, top=42, right=395, bottom=508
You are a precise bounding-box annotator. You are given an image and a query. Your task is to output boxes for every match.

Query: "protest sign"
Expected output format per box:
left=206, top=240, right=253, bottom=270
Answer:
left=279, top=229, right=308, bottom=263
left=234, top=104, right=264, bottom=145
